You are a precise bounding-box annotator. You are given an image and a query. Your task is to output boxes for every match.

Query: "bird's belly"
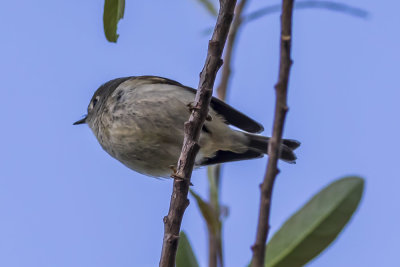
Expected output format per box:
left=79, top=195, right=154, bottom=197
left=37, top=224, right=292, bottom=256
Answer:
left=120, top=157, right=174, bottom=177
left=95, top=118, right=218, bottom=178
left=103, top=127, right=183, bottom=177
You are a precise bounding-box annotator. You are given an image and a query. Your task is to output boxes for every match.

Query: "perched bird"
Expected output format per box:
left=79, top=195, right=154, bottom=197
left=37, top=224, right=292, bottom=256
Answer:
left=74, top=76, right=300, bottom=177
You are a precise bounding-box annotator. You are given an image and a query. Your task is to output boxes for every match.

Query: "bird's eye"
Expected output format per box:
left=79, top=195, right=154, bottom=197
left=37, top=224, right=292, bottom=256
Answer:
left=92, top=96, right=100, bottom=108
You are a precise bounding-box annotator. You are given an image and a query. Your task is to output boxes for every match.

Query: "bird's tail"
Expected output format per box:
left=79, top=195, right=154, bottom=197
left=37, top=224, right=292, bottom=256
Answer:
left=244, top=133, right=301, bottom=163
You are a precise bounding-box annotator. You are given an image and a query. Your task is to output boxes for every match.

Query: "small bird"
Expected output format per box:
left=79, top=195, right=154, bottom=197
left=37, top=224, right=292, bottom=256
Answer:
left=74, top=76, right=300, bottom=177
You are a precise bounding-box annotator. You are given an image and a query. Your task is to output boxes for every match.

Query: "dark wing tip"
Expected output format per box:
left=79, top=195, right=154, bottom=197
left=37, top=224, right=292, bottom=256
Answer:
left=279, top=144, right=298, bottom=163
left=209, top=98, right=264, bottom=133
left=282, top=139, right=301, bottom=150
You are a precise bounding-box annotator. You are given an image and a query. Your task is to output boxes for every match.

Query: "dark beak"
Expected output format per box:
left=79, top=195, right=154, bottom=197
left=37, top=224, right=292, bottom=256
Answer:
left=73, top=115, right=87, bottom=125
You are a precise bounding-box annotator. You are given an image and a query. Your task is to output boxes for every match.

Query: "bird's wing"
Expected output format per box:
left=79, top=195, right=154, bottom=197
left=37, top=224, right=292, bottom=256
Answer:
left=132, top=76, right=264, bottom=133
left=207, top=94, right=264, bottom=133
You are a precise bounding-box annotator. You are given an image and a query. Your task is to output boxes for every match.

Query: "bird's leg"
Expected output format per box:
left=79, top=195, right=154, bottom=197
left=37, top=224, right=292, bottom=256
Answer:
left=169, top=164, right=177, bottom=175
left=169, top=164, right=194, bottom=186
left=186, top=101, right=199, bottom=112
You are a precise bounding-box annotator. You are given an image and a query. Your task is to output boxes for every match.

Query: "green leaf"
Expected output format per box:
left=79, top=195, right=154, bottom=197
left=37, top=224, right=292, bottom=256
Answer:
left=103, top=0, right=125, bottom=43
left=265, top=176, right=364, bottom=267
left=195, top=0, right=218, bottom=17
left=190, top=189, right=220, bottom=235
left=176, top=231, right=199, bottom=267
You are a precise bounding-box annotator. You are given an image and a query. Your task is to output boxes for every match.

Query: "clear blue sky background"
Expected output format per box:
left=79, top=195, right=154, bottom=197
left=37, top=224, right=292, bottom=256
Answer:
left=1, top=1, right=398, bottom=266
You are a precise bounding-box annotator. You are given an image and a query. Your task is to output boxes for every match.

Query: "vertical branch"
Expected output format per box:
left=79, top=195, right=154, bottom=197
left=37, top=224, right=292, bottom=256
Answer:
left=207, top=222, right=219, bottom=267
left=159, top=1, right=237, bottom=267
left=207, top=1, right=249, bottom=267
left=207, top=165, right=221, bottom=267
left=250, top=1, right=294, bottom=267
left=216, top=0, right=249, bottom=100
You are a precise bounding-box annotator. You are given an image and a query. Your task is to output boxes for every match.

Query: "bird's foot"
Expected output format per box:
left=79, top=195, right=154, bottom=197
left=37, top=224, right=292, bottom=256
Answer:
left=169, top=165, right=177, bottom=175
left=169, top=165, right=193, bottom=186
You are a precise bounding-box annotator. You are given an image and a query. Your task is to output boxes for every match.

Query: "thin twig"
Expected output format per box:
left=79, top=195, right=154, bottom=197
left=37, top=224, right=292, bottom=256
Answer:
left=201, top=0, right=368, bottom=37
left=216, top=0, right=249, bottom=100
left=244, top=0, right=368, bottom=24
left=250, top=0, right=294, bottom=266
left=159, top=1, right=237, bottom=266
left=207, top=165, right=221, bottom=267
left=206, top=1, right=249, bottom=267
left=208, top=227, right=219, bottom=267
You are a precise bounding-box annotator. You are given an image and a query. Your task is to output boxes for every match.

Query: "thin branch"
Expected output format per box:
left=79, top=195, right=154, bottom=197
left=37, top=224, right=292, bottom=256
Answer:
left=206, top=1, right=249, bottom=267
left=216, top=0, right=249, bottom=100
left=250, top=0, right=294, bottom=266
left=159, top=1, right=237, bottom=266
left=208, top=227, right=219, bottom=267
left=244, top=0, right=368, bottom=24
left=207, top=166, right=222, bottom=267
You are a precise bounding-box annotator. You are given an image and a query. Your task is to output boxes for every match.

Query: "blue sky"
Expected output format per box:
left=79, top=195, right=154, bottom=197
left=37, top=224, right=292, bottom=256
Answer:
left=1, top=1, right=398, bottom=266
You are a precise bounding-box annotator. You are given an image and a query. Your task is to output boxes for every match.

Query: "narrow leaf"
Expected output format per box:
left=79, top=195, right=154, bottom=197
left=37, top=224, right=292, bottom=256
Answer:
left=190, top=189, right=220, bottom=235
left=176, top=231, right=199, bottom=267
left=103, top=0, right=125, bottom=42
left=195, top=0, right=218, bottom=17
left=265, top=176, right=364, bottom=267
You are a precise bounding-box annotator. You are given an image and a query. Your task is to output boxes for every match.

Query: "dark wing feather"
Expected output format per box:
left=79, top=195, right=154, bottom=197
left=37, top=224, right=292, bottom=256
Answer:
left=208, top=96, right=264, bottom=133
left=133, top=76, right=264, bottom=133
left=199, top=150, right=263, bottom=166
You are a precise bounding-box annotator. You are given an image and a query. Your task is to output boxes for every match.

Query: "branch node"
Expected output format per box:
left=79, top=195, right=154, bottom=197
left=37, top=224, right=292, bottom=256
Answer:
left=167, top=234, right=180, bottom=243
left=209, top=40, right=222, bottom=56
left=283, top=105, right=289, bottom=112
left=251, top=244, right=260, bottom=252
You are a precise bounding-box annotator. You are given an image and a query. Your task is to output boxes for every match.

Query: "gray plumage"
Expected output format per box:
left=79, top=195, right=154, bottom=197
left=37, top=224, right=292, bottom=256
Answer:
left=74, top=76, right=300, bottom=177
